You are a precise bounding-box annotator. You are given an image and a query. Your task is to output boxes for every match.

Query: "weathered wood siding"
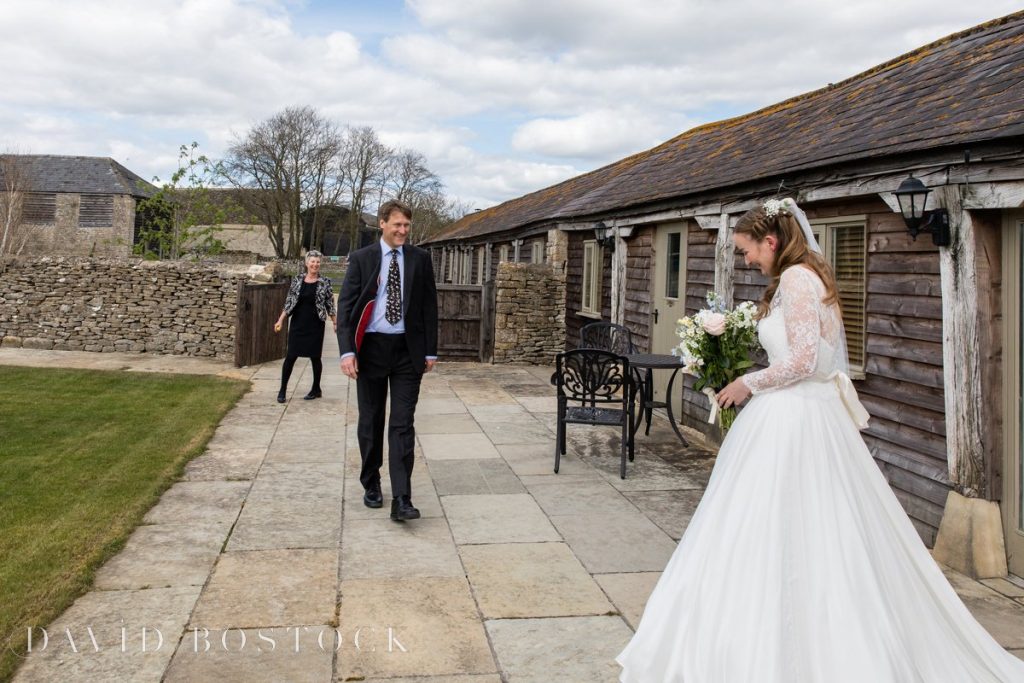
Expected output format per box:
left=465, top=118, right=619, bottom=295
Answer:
left=857, top=201, right=949, bottom=545
left=566, top=231, right=612, bottom=348
left=680, top=225, right=727, bottom=430
left=677, top=199, right=950, bottom=545
left=623, top=228, right=653, bottom=352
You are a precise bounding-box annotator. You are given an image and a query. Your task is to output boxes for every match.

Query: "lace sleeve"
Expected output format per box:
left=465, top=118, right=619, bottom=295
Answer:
left=744, top=267, right=822, bottom=394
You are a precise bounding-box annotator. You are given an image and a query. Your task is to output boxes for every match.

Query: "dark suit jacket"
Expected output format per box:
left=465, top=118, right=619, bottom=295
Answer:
left=337, top=242, right=438, bottom=372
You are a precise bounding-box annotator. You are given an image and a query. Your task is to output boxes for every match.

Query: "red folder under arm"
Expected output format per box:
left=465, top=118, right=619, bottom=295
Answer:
left=355, top=300, right=374, bottom=352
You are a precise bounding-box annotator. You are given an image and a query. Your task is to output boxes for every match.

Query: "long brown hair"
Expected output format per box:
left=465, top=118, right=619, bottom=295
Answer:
left=735, top=203, right=839, bottom=318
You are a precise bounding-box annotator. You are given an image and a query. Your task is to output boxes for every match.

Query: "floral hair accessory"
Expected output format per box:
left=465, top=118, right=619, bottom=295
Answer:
left=763, top=198, right=788, bottom=219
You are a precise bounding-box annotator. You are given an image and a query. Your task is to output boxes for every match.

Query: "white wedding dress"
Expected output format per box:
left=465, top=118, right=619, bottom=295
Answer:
left=617, top=266, right=1024, bottom=682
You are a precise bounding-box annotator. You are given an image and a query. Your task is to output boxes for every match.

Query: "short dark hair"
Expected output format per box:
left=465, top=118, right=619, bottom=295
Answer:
left=378, top=199, right=413, bottom=224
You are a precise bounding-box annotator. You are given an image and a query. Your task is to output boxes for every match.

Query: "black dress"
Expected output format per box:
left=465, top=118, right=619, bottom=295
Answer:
left=287, top=280, right=325, bottom=357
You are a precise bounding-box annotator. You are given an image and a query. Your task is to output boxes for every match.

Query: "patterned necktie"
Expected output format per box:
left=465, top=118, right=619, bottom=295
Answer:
left=385, top=249, right=401, bottom=325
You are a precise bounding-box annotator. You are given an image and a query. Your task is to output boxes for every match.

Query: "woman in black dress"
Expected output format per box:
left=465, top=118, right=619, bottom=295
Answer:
left=273, top=250, right=337, bottom=403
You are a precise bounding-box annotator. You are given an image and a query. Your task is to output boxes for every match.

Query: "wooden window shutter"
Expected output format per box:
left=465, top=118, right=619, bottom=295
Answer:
left=831, top=223, right=866, bottom=369
left=23, top=192, right=56, bottom=223
left=79, top=194, right=114, bottom=228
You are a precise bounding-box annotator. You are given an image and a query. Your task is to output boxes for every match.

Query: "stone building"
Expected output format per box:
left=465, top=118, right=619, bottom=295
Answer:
left=425, top=11, right=1024, bottom=578
left=1, top=155, right=155, bottom=257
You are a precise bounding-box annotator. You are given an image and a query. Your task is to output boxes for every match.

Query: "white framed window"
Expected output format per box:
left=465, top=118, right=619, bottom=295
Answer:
left=476, top=247, right=485, bottom=284
left=811, top=217, right=867, bottom=375
left=499, top=244, right=509, bottom=262
left=581, top=240, right=602, bottom=317
left=531, top=240, right=544, bottom=264
left=665, top=231, right=683, bottom=298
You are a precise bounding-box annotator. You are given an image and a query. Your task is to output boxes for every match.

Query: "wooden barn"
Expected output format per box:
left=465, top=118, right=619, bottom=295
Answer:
left=424, top=11, right=1024, bottom=578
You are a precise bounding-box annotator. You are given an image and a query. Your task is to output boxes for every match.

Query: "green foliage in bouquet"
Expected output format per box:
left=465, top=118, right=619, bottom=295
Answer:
left=674, top=292, right=761, bottom=433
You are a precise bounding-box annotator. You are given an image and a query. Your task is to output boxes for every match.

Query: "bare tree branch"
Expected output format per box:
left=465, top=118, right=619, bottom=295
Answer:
left=0, top=153, right=32, bottom=262
left=223, top=106, right=342, bottom=258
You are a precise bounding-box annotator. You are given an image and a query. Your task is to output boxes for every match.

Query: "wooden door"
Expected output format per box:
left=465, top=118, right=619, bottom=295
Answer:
left=235, top=281, right=289, bottom=367
left=436, top=283, right=490, bottom=362
left=650, top=222, right=687, bottom=402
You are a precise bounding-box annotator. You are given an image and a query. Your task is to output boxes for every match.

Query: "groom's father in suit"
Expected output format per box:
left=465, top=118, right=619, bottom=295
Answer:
left=337, top=199, right=438, bottom=521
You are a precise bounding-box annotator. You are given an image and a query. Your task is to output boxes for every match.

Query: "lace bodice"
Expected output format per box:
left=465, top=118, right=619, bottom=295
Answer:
left=744, top=266, right=844, bottom=394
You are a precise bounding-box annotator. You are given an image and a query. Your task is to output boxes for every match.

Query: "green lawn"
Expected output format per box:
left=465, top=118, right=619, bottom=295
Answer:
left=0, top=366, right=249, bottom=682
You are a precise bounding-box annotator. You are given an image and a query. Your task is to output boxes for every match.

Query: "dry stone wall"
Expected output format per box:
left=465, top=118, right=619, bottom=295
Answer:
left=493, top=261, right=565, bottom=364
left=0, top=257, right=250, bottom=358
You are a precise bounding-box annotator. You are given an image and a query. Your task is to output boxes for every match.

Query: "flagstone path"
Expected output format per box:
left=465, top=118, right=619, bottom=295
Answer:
left=4, top=338, right=1024, bottom=682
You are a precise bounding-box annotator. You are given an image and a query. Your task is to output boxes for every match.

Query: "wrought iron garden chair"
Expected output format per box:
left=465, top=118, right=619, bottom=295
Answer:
left=553, top=348, right=636, bottom=479
left=579, top=321, right=650, bottom=429
left=579, top=321, right=636, bottom=355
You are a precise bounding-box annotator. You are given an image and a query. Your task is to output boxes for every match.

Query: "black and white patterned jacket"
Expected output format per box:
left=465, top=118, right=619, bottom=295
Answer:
left=283, top=275, right=336, bottom=321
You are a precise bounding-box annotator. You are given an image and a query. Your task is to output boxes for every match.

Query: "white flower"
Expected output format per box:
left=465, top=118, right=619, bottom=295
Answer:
left=763, top=198, right=787, bottom=219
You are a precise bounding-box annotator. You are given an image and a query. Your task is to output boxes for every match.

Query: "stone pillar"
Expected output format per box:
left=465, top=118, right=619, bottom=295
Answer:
left=492, top=262, right=566, bottom=364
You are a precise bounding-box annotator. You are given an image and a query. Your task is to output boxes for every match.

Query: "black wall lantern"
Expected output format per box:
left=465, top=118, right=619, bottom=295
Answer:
left=594, top=222, right=616, bottom=250
left=893, top=175, right=951, bottom=247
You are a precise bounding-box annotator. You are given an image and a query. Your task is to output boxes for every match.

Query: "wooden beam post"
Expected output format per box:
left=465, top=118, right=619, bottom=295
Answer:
left=714, top=213, right=735, bottom=307
left=611, top=230, right=628, bottom=326
left=938, top=185, right=985, bottom=497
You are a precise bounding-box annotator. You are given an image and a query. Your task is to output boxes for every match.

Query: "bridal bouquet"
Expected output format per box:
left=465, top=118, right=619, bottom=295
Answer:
left=673, top=292, right=760, bottom=433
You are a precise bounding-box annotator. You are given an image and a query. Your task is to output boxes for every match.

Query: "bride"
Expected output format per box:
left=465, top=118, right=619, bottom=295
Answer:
left=616, top=198, right=1024, bottom=682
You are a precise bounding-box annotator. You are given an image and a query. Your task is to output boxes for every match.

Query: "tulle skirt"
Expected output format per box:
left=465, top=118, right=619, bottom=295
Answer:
left=617, top=380, right=1024, bottom=682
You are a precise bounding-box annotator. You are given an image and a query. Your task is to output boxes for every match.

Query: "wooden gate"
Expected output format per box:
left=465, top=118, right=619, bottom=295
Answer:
left=437, top=282, right=494, bottom=362
left=235, top=281, right=289, bottom=367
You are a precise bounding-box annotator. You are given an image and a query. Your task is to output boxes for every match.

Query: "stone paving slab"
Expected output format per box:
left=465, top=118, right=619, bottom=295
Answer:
left=362, top=676, right=502, bottom=683
left=497, top=442, right=597, bottom=478
left=341, top=517, right=464, bottom=579
left=0, top=347, right=249, bottom=379
left=465, top=404, right=529, bottom=421
left=190, top=549, right=337, bottom=630
left=460, top=542, right=614, bottom=619
left=337, top=577, right=497, bottom=680
left=485, top=616, right=632, bottom=683
left=477, top=419, right=553, bottom=445
left=525, top=479, right=639, bottom=518
left=943, top=569, right=1024, bottom=649
left=94, top=523, right=227, bottom=590
left=419, top=433, right=501, bottom=460
left=142, top=481, right=249, bottom=528
left=548, top=511, right=677, bottom=574
left=163, top=627, right=334, bottom=683
left=225, top=483, right=341, bottom=552
left=417, top=398, right=471, bottom=416
left=622, top=488, right=706, bottom=541
left=514, top=396, right=558, bottom=413
left=182, top=447, right=266, bottom=481
left=594, top=572, right=663, bottom=630
left=428, top=458, right=526, bottom=496
left=416, top=413, right=481, bottom=434
left=442, top=493, right=561, bottom=545
left=12, top=586, right=201, bottom=683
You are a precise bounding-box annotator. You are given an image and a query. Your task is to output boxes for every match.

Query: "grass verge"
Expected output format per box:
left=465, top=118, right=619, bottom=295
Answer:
left=0, top=366, right=249, bottom=681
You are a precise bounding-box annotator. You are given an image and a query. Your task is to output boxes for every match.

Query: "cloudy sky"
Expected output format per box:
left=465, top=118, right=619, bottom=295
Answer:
left=0, top=0, right=1018, bottom=210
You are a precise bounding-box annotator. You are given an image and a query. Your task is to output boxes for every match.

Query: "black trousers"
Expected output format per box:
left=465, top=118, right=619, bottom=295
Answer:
left=356, top=333, right=423, bottom=499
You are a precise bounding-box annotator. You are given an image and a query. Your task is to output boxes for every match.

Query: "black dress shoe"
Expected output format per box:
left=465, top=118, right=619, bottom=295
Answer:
left=363, top=484, right=383, bottom=508
left=276, top=391, right=286, bottom=404
left=303, top=389, right=322, bottom=400
left=390, top=495, right=420, bottom=521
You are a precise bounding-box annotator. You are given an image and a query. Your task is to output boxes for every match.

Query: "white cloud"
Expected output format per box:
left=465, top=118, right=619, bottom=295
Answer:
left=0, top=0, right=1019, bottom=210
left=512, top=108, right=691, bottom=160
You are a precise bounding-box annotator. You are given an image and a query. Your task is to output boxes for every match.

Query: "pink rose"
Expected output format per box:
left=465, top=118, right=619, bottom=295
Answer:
left=702, top=312, right=726, bottom=336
